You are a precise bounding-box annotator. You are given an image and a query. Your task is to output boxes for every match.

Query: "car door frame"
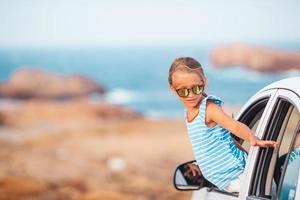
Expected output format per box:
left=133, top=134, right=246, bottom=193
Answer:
left=235, top=88, right=279, bottom=199
left=243, top=88, right=300, bottom=200
left=272, top=89, right=300, bottom=200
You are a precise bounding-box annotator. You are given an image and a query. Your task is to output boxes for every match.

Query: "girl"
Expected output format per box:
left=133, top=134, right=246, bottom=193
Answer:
left=168, top=57, right=277, bottom=193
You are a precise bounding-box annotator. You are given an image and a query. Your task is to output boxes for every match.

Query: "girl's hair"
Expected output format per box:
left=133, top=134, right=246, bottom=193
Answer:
left=168, top=57, right=207, bottom=96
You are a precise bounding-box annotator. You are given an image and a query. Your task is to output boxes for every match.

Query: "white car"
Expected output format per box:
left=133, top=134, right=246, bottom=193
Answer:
left=173, top=76, right=300, bottom=200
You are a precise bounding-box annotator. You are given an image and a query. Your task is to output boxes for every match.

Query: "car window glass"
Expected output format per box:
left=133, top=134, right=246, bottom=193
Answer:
left=278, top=107, right=300, bottom=200
left=279, top=108, right=300, bottom=156
left=273, top=106, right=300, bottom=187
left=240, top=100, right=267, bottom=153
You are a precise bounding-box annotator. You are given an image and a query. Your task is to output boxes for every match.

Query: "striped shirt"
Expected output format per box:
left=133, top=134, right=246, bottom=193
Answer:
left=184, top=94, right=248, bottom=190
left=289, top=145, right=300, bottom=164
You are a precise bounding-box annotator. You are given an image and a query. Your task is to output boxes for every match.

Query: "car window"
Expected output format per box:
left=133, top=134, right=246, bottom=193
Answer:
left=279, top=146, right=300, bottom=200
left=277, top=108, right=300, bottom=200
left=249, top=96, right=300, bottom=199
left=273, top=107, right=300, bottom=188
left=236, top=97, right=269, bottom=153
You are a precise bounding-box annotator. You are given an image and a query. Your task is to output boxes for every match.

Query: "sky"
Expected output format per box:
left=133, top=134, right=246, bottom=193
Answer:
left=0, top=0, right=300, bottom=47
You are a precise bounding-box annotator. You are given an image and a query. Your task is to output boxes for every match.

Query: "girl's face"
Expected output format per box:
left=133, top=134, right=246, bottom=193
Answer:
left=169, top=71, right=206, bottom=110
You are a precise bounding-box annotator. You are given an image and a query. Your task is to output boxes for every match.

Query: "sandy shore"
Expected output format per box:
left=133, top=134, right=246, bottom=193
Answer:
left=0, top=98, right=241, bottom=200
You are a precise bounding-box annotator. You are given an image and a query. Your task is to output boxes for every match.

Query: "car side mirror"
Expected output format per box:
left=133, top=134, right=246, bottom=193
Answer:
left=173, top=160, right=215, bottom=191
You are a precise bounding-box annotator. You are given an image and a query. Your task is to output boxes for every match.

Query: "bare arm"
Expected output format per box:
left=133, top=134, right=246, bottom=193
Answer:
left=206, top=100, right=277, bottom=148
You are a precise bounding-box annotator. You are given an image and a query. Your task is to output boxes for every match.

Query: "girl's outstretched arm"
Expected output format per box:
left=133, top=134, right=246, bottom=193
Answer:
left=206, top=100, right=277, bottom=148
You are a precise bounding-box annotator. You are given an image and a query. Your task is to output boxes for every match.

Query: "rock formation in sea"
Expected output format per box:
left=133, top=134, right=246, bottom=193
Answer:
left=211, top=43, right=300, bottom=72
left=0, top=68, right=105, bottom=99
left=0, top=67, right=142, bottom=127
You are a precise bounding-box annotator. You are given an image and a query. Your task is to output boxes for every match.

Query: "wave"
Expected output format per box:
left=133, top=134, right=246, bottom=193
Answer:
left=91, top=88, right=146, bottom=105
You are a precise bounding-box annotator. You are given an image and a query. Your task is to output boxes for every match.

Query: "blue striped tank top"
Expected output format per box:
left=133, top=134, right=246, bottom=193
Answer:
left=184, top=94, right=248, bottom=190
left=289, top=146, right=300, bottom=164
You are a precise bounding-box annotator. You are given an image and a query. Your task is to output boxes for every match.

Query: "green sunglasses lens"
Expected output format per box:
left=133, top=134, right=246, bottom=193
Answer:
left=177, top=88, right=189, bottom=97
left=192, top=85, right=203, bottom=95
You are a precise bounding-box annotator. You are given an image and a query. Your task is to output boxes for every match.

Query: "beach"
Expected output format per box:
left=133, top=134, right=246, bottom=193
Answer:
left=0, top=95, right=241, bottom=200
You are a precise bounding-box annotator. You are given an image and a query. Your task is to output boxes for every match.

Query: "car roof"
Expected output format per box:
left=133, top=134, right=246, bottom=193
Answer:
left=257, top=76, right=300, bottom=95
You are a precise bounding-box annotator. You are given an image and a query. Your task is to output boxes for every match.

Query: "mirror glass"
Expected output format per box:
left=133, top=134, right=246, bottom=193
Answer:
left=174, top=161, right=213, bottom=190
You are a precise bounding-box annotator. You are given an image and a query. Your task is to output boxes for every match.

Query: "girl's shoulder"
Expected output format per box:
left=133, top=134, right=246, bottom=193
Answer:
left=201, top=94, right=224, bottom=108
left=183, top=94, right=224, bottom=121
left=199, top=94, right=224, bottom=121
left=195, top=94, right=226, bottom=129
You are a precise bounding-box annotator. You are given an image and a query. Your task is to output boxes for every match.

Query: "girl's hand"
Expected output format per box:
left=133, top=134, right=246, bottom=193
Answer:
left=250, top=135, right=277, bottom=148
left=186, top=163, right=201, bottom=176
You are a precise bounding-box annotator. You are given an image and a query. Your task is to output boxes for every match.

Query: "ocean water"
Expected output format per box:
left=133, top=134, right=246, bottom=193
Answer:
left=0, top=45, right=299, bottom=118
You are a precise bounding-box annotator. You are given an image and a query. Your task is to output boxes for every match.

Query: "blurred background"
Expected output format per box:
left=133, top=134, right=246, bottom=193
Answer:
left=0, top=1, right=299, bottom=200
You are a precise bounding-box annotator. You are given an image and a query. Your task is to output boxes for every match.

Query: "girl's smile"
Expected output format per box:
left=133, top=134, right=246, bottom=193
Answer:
left=186, top=98, right=199, bottom=105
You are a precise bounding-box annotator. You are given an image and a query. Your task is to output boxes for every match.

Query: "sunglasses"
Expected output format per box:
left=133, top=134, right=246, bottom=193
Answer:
left=175, top=85, right=204, bottom=98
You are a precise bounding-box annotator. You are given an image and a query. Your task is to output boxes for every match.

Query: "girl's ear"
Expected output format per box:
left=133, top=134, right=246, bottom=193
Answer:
left=169, top=85, right=177, bottom=95
left=203, top=77, right=208, bottom=86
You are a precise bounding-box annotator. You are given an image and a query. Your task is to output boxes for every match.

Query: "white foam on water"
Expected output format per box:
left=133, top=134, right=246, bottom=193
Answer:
left=103, top=88, right=146, bottom=104
left=89, top=88, right=146, bottom=105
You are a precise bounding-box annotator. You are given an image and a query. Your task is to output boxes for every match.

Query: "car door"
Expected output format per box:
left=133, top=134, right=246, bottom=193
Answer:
left=191, top=89, right=278, bottom=200
left=245, top=89, right=300, bottom=200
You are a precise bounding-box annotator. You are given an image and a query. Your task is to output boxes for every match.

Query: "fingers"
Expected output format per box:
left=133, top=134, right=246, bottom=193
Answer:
left=265, top=140, right=277, bottom=148
left=272, top=141, right=278, bottom=148
left=191, top=166, right=199, bottom=176
left=258, top=140, right=278, bottom=148
left=191, top=167, right=196, bottom=176
left=189, top=165, right=200, bottom=176
left=192, top=169, right=197, bottom=176
left=187, top=164, right=198, bottom=176
left=251, top=138, right=278, bottom=148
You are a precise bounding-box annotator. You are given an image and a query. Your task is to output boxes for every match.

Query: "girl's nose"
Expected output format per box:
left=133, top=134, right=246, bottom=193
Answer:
left=188, top=91, right=195, bottom=98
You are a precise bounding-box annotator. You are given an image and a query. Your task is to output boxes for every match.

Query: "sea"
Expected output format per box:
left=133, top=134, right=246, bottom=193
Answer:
left=0, top=44, right=299, bottom=118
